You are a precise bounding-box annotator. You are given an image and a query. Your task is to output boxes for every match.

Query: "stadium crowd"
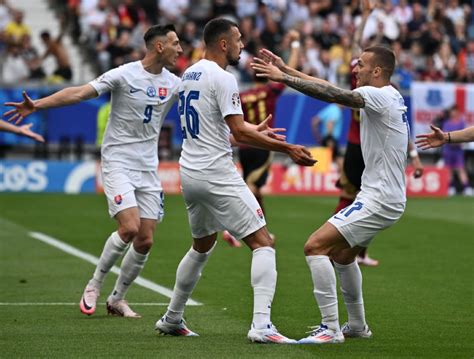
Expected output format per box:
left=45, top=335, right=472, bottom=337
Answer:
left=0, top=0, right=473, bottom=88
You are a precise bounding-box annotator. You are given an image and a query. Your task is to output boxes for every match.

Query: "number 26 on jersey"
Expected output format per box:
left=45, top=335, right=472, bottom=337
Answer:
left=179, top=90, right=200, bottom=139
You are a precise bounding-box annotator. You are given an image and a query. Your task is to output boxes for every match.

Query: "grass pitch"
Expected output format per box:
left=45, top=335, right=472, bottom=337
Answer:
left=0, top=194, right=473, bottom=358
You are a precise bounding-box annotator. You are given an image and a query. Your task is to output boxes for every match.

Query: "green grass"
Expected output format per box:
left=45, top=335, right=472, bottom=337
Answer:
left=0, top=194, right=473, bottom=358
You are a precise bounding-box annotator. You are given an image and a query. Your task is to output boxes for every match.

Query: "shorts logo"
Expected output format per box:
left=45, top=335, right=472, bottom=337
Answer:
left=146, top=86, right=157, bottom=97
left=158, top=87, right=168, bottom=100
left=231, top=92, right=241, bottom=108
left=256, top=208, right=264, bottom=220
left=114, top=195, right=123, bottom=205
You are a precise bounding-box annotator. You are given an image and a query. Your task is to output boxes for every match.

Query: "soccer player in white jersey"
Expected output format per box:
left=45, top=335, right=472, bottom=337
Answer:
left=154, top=18, right=316, bottom=343
left=252, top=45, right=409, bottom=344
left=3, top=25, right=183, bottom=318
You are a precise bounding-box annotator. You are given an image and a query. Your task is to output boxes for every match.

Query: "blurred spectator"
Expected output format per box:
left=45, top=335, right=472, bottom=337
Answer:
left=0, top=0, right=11, bottom=31
left=20, top=34, right=46, bottom=80
left=117, top=0, right=144, bottom=30
left=314, top=19, right=339, bottom=50
left=4, top=9, right=30, bottom=44
left=1, top=43, right=29, bottom=84
left=441, top=106, right=473, bottom=196
left=419, top=56, right=444, bottom=81
left=158, top=0, right=189, bottom=23
left=392, top=0, right=413, bottom=25
left=311, top=102, right=344, bottom=169
left=433, top=41, right=457, bottom=79
left=456, top=38, right=474, bottom=82
left=81, top=0, right=113, bottom=47
left=40, top=27, right=73, bottom=82
left=95, top=12, right=119, bottom=72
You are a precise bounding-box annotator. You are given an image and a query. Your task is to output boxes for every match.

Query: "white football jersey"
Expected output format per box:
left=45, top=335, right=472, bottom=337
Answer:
left=89, top=61, right=180, bottom=171
left=354, top=85, right=408, bottom=205
left=178, top=59, right=243, bottom=179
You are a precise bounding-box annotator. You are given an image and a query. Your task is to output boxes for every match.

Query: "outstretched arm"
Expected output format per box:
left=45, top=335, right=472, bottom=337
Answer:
left=352, top=0, right=373, bottom=57
left=416, top=125, right=474, bottom=149
left=251, top=58, right=365, bottom=108
left=3, top=84, right=98, bottom=124
left=226, top=114, right=316, bottom=166
left=0, top=120, right=44, bottom=142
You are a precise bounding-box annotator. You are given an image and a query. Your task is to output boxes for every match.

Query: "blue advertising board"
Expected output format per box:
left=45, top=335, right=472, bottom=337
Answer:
left=0, top=160, right=96, bottom=193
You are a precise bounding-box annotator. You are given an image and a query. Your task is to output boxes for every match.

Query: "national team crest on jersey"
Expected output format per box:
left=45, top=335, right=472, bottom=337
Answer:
left=114, top=195, right=123, bottom=205
left=146, top=86, right=157, bottom=98
left=158, top=87, right=168, bottom=100
left=231, top=92, right=241, bottom=108
left=256, top=208, right=264, bottom=220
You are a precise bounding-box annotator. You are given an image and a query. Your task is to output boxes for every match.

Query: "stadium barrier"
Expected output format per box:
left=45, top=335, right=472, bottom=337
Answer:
left=1, top=160, right=449, bottom=197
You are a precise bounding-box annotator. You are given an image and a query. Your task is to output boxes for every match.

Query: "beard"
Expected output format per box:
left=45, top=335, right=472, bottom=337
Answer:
left=227, top=53, right=240, bottom=66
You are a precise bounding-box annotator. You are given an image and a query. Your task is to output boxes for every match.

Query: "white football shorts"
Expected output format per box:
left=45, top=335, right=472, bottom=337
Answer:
left=180, top=170, right=266, bottom=240
left=328, top=198, right=405, bottom=247
left=102, top=167, right=164, bottom=221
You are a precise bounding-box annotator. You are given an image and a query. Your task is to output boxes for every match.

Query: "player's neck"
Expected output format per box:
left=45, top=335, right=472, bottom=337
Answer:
left=204, top=52, right=227, bottom=70
left=141, top=56, right=164, bottom=75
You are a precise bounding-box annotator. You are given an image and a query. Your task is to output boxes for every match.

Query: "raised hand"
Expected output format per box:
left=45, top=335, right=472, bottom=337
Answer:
left=415, top=125, right=446, bottom=149
left=258, top=49, right=286, bottom=70
left=3, top=91, right=36, bottom=124
left=288, top=145, right=317, bottom=166
left=256, top=115, right=287, bottom=142
left=18, top=123, right=45, bottom=142
left=251, top=57, right=285, bottom=82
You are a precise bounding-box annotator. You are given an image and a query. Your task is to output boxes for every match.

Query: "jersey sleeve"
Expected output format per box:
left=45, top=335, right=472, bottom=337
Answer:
left=88, top=67, right=123, bottom=95
left=354, top=86, right=392, bottom=113
left=214, top=71, right=243, bottom=118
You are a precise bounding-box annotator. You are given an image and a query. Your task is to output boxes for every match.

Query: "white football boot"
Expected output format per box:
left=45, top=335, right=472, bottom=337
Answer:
left=341, top=322, right=373, bottom=338
left=298, top=324, right=345, bottom=344
left=247, top=323, right=297, bottom=344
left=106, top=299, right=141, bottom=318
left=155, top=315, right=199, bottom=336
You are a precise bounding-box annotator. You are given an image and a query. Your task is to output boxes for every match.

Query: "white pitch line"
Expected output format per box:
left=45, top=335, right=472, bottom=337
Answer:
left=29, top=232, right=202, bottom=306
left=0, top=302, right=169, bottom=306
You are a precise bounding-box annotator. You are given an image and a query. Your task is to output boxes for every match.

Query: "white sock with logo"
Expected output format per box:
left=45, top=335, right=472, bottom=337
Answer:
left=306, top=255, right=340, bottom=332
left=165, top=244, right=215, bottom=323
left=334, top=260, right=366, bottom=331
left=89, top=231, right=128, bottom=289
left=251, top=247, right=277, bottom=330
left=108, top=244, right=149, bottom=303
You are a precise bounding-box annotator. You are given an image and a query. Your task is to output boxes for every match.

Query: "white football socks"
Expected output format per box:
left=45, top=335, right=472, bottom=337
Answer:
left=334, top=260, right=366, bottom=331
left=306, top=255, right=340, bottom=332
left=165, top=243, right=215, bottom=323
left=89, top=231, right=128, bottom=289
left=251, top=247, right=277, bottom=329
left=108, top=244, right=149, bottom=303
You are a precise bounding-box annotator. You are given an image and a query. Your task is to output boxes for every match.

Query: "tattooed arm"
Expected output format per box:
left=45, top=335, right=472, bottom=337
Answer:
left=281, top=73, right=365, bottom=109
left=251, top=57, right=365, bottom=108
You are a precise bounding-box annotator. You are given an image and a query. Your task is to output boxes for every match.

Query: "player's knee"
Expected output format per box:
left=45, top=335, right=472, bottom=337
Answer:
left=118, top=222, right=140, bottom=242
left=134, top=235, right=154, bottom=253
left=304, top=236, right=328, bottom=256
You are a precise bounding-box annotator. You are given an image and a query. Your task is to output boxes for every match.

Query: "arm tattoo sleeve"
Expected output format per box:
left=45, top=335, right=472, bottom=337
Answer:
left=282, top=74, right=365, bottom=108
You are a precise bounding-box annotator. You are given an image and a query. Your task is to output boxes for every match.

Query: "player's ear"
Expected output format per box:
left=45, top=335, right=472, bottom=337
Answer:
left=155, top=39, right=164, bottom=53
left=220, top=38, right=227, bottom=52
left=373, top=66, right=382, bottom=78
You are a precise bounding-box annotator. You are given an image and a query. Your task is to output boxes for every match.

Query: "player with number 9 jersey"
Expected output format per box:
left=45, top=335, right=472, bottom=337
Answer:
left=90, top=61, right=180, bottom=172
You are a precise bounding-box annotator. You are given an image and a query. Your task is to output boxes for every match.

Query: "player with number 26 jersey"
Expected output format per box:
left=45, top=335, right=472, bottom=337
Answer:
left=179, top=59, right=243, bottom=179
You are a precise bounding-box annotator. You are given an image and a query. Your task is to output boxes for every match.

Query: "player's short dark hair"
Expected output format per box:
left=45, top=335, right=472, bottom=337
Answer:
left=363, top=45, right=395, bottom=79
left=143, top=24, right=176, bottom=48
left=203, top=18, right=238, bottom=46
